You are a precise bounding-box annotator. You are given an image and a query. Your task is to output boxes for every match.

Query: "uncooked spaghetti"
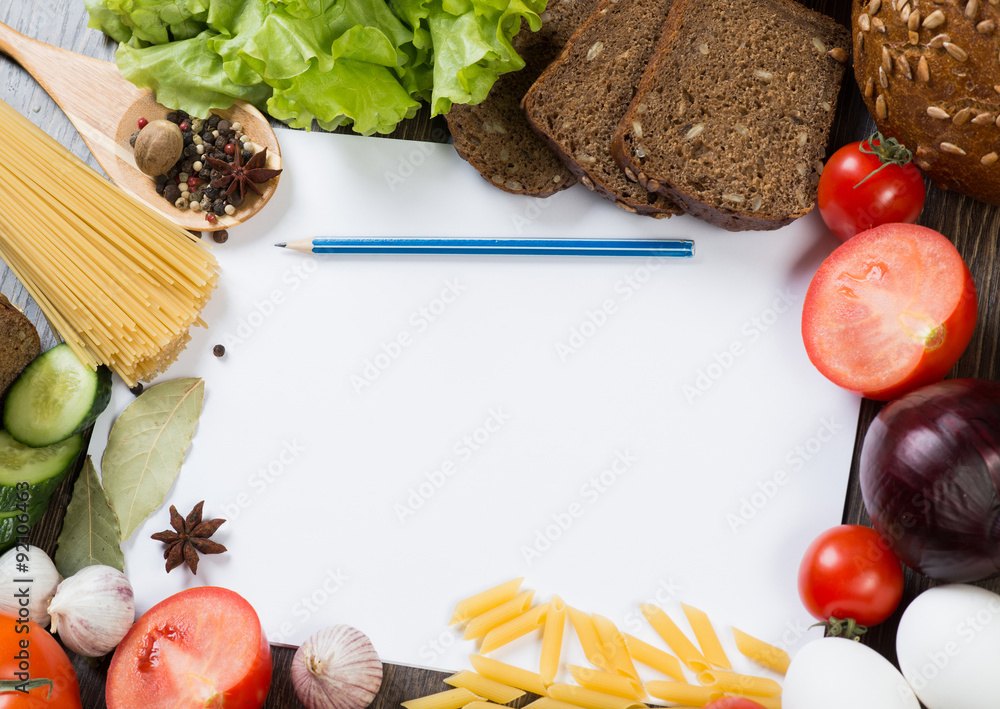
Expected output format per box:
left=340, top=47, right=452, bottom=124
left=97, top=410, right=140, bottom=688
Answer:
left=0, top=99, right=219, bottom=386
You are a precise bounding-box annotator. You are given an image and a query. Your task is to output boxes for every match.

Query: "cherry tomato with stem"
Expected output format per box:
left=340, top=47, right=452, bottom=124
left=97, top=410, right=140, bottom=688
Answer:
left=817, top=132, right=926, bottom=241
left=798, top=525, right=905, bottom=632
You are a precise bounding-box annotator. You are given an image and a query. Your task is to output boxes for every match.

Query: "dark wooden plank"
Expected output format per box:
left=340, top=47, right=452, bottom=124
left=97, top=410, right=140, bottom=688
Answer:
left=3, top=0, right=1000, bottom=706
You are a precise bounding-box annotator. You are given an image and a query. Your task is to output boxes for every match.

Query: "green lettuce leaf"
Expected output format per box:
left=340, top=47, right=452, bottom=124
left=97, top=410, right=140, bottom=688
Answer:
left=117, top=31, right=273, bottom=116
left=105, top=0, right=211, bottom=44
left=84, top=0, right=134, bottom=43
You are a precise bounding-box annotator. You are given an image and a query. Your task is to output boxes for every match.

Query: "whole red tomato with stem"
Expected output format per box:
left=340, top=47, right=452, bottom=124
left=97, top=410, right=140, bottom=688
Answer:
left=798, top=525, right=904, bottom=632
left=0, top=613, right=82, bottom=709
left=801, top=223, right=977, bottom=400
left=106, top=586, right=272, bottom=709
left=818, top=132, right=926, bottom=241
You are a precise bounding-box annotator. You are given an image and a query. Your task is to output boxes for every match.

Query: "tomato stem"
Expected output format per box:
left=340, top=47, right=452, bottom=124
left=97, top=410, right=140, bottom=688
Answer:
left=853, top=132, right=914, bottom=189
left=813, top=616, right=869, bottom=641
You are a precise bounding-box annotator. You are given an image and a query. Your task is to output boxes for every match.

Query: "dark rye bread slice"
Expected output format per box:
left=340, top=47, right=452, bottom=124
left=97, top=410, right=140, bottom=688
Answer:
left=445, top=0, right=601, bottom=197
left=609, top=0, right=851, bottom=231
left=0, top=294, right=40, bottom=400
left=522, top=0, right=682, bottom=217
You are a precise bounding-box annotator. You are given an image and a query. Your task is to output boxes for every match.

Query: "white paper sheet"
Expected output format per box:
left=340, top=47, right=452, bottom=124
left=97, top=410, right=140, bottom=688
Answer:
left=89, top=129, right=861, bottom=677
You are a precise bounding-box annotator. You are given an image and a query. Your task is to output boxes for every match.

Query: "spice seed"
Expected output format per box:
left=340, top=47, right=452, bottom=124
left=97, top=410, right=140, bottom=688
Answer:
left=647, top=179, right=661, bottom=192
left=882, top=46, right=893, bottom=74
left=900, top=4, right=911, bottom=22
left=922, top=9, right=946, bottom=27
left=944, top=42, right=969, bottom=61
left=982, top=152, right=999, bottom=165
left=927, top=106, right=950, bottom=119
left=828, top=47, right=849, bottom=62
left=973, top=112, right=995, bottom=125
left=873, top=16, right=887, bottom=32
left=940, top=142, right=966, bottom=155
left=879, top=66, right=889, bottom=88
left=722, top=193, right=745, bottom=203
left=876, top=94, right=888, bottom=119
left=213, top=344, right=226, bottom=357
left=751, top=195, right=763, bottom=211
left=917, top=56, right=930, bottom=81
left=908, top=9, right=921, bottom=29
left=859, top=13, right=871, bottom=30
left=909, top=30, right=920, bottom=44
left=624, top=167, right=637, bottom=182
left=812, top=36, right=827, bottom=52
left=870, top=0, right=882, bottom=12
left=977, top=19, right=996, bottom=32
left=966, top=0, right=979, bottom=18
left=928, top=33, right=951, bottom=47
left=952, top=107, right=973, bottom=124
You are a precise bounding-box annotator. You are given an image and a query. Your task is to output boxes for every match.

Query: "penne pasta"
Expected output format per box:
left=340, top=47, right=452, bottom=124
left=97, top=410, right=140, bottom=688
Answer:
left=567, top=666, right=645, bottom=700
left=547, top=684, right=645, bottom=709
left=451, top=578, right=525, bottom=625
left=444, top=671, right=526, bottom=704
left=524, top=698, right=587, bottom=709
left=463, top=702, right=509, bottom=709
left=645, top=680, right=723, bottom=706
left=697, top=670, right=781, bottom=698
left=640, top=604, right=709, bottom=672
left=681, top=604, right=731, bottom=670
left=731, top=694, right=781, bottom=709
left=465, top=591, right=536, bottom=640
left=481, top=603, right=548, bottom=654
left=568, top=607, right=612, bottom=671
left=401, top=688, right=483, bottom=709
left=731, top=627, right=791, bottom=675
left=591, top=615, right=640, bottom=681
left=622, top=633, right=685, bottom=682
left=541, top=596, right=567, bottom=686
left=470, top=654, right=549, bottom=696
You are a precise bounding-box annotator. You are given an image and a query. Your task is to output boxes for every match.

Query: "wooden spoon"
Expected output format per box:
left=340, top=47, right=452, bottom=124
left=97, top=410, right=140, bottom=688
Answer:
left=0, top=21, right=281, bottom=232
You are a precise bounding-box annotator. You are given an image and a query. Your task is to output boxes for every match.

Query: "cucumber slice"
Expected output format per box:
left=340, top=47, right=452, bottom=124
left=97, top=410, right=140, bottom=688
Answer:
left=0, top=502, right=49, bottom=553
left=3, top=344, right=111, bottom=447
left=0, top=430, right=83, bottom=512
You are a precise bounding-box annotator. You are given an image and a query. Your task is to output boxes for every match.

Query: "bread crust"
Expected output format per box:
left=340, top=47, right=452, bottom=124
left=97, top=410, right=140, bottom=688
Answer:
left=610, top=0, right=850, bottom=231
left=852, top=0, right=1000, bottom=205
left=0, top=294, right=40, bottom=400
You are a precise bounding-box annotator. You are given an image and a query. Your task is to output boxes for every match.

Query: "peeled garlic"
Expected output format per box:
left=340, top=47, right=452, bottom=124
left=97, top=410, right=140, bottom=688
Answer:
left=291, top=625, right=383, bottom=709
left=48, top=565, right=135, bottom=657
left=0, top=545, right=61, bottom=627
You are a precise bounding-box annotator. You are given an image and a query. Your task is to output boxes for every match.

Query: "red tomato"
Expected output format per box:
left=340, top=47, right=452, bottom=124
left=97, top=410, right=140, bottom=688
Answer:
left=0, top=613, right=82, bottom=709
left=106, top=587, right=272, bottom=709
left=817, top=135, right=926, bottom=241
left=798, top=525, right=904, bottom=627
left=801, top=223, right=977, bottom=400
left=703, top=700, right=769, bottom=709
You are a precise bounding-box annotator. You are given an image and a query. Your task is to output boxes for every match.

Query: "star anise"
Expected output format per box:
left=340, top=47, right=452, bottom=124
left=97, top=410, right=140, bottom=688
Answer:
left=206, top=147, right=283, bottom=202
left=150, top=501, right=227, bottom=574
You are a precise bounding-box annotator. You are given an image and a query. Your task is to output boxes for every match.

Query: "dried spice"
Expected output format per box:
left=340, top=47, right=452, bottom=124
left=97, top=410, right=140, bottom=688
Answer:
left=206, top=147, right=282, bottom=202
left=150, top=500, right=227, bottom=574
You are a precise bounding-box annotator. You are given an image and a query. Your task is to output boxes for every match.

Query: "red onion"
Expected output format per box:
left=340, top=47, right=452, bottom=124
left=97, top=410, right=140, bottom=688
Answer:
left=860, top=378, right=1000, bottom=583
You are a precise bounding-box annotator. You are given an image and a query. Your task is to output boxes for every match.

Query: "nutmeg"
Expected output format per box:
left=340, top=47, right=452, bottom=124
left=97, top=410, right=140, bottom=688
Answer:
left=132, top=119, right=184, bottom=177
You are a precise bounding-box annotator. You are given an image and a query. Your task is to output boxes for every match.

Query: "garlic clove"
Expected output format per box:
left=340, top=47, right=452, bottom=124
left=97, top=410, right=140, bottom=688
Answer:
left=0, top=545, right=61, bottom=627
left=47, top=564, right=135, bottom=657
left=292, top=625, right=384, bottom=709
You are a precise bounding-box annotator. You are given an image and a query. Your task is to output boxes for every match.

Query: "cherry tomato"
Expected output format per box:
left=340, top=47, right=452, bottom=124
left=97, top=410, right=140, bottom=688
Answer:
left=817, top=134, right=925, bottom=241
left=801, top=223, right=977, bottom=400
left=106, top=587, right=272, bottom=709
left=0, top=613, right=82, bottom=709
left=798, top=525, right=904, bottom=628
left=703, top=699, right=769, bottom=709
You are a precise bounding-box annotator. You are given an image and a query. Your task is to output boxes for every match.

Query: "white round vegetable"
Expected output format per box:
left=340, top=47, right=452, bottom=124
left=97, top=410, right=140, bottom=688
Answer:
left=896, top=584, right=1000, bottom=709
left=783, top=637, right=919, bottom=709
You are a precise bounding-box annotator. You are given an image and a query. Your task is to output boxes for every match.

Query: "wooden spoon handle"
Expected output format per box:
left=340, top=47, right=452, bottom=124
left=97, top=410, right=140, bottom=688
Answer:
left=0, top=21, right=147, bottom=164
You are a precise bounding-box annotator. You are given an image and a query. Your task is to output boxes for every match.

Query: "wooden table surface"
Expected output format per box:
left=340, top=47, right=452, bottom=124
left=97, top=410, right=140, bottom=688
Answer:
left=2, top=0, right=999, bottom=707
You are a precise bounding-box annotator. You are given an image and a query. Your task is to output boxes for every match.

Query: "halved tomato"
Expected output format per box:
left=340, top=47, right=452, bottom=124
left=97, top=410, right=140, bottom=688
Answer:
left=801, top=223, right=977, bottom=400
left=106, top=587, right=272, bottom=709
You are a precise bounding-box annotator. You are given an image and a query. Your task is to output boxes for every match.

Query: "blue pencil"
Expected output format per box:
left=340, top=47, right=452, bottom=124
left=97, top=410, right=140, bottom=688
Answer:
left=275, top=237, right=695, bottom=258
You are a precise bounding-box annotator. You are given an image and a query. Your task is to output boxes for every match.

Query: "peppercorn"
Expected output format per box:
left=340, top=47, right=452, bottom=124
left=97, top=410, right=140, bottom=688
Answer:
left=130, top=382, right=144, bottom=396
left=166, top=112, right=178, bottom=123
left=214, top=135, right=228, bottom=149
left=213, top=344, right=226, bottom=357
left=164, top=183, right=181, bottom=202
left=224, top=143, right=235, bottom=156
left=207, top=115, right=220, bottom=128
left=213, top=201, right=226, bottom=216
left=177, top=110, right=189, bottom=120
left=205, top=213, right=217, bottom=224
left=129, top=130, right=140, bottom=148
left=184, top=144, right=198, bottom=157
left=229, top=193, right=244, bottom=208
left=241, top=149, right=254, bottom=164
left=137, top=117, right=148, bottom=130
left=213, top=230, right=229, bottom=244
left=217, top=119, right=231, bottom=133
left=201, top=130, right=214, bottom=143
left=205, top=186, right=220, bottom=200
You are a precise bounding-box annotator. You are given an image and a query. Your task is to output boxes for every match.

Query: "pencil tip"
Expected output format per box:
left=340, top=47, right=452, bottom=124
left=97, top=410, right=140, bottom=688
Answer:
left=274, top=242, right=287, bottom=248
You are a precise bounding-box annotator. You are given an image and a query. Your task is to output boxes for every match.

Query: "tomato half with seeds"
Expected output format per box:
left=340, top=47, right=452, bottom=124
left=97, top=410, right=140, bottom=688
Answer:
left=106, top=587, right=272, bottom=709
left=0, top=613, right=82, bottom=709
left=801, top=223, right=977, bottom=401
left=817, top=134, right=926, bottom=241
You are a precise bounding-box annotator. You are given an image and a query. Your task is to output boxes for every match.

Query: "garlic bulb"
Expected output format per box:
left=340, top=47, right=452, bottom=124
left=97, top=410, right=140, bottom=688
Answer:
left=292, top=625, right=384, bottom=709
left=48, top=565, right=135, bottom=657
left=0, top=545, right=61, bottom=626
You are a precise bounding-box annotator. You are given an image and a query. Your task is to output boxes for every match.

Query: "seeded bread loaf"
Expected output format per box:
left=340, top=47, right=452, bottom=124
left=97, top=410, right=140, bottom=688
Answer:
left=610, top=0, right=851, bottom=230
left=853, top=0, right=1000, bottom=205
left=523, top=0, right=682, bottom=217
left=0, top=294, right=40, bottom=400
left=446, top=0, right=601, bottom=197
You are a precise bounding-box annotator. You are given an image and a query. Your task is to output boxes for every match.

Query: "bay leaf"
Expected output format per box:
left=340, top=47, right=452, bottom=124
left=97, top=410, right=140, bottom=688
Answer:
left=54, top=456, right=124, bottom=578
left=102, top=377, right=204, bottom=540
